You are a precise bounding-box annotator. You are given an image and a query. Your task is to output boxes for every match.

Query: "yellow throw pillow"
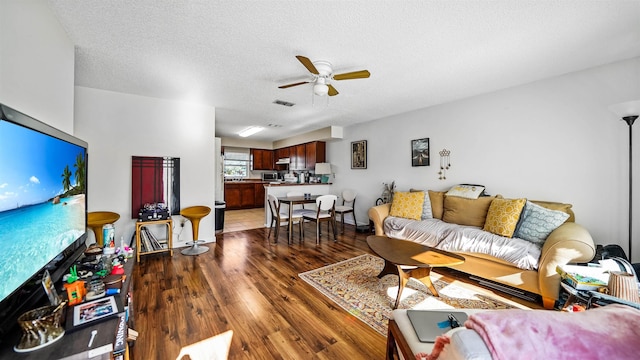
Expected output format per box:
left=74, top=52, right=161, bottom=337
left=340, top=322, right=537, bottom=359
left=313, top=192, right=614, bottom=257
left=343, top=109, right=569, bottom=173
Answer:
left=483, top=198, right=527, bottom=237
left=389, top=191, right=425, bottom=220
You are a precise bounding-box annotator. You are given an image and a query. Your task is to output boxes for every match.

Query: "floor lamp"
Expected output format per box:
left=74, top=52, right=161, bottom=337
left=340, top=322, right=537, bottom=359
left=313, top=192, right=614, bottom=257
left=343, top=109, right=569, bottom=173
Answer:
left=609, top=100, right=640, bottom=262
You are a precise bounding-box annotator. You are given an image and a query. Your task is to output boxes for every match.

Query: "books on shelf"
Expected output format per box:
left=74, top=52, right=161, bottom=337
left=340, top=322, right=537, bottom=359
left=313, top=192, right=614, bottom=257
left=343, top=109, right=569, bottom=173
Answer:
left=556, top=264, right=609, bottom=291
left=139, top=226, right=168, bottom=252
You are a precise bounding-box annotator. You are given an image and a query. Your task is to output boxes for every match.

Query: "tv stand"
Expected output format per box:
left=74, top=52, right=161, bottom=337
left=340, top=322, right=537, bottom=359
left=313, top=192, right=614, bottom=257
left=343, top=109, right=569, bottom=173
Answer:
left=0, top=254, right=136, bottom=359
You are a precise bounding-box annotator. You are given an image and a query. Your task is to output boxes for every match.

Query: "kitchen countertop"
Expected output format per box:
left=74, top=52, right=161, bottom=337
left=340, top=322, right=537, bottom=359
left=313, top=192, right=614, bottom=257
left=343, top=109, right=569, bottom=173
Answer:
left=264, top=182, right=331, bottom=186
left=224, top=179, right=331, bottom=186
left=224, top=179, right=267, bottom=184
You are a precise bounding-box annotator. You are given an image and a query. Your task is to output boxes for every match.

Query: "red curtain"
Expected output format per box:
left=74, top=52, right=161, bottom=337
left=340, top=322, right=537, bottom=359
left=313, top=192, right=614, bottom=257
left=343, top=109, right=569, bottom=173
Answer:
left=131, top=157, right=164, bottom=218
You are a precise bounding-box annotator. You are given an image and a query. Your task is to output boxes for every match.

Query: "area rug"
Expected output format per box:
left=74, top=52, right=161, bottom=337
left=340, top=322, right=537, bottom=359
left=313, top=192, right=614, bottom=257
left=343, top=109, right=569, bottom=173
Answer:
left=299, top=254, right=525, bottom=336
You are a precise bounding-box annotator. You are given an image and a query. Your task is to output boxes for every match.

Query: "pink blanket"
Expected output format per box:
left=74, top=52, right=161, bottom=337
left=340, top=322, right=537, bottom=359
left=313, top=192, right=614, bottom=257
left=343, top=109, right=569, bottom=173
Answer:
left=465, top=304, right=640, bottom=360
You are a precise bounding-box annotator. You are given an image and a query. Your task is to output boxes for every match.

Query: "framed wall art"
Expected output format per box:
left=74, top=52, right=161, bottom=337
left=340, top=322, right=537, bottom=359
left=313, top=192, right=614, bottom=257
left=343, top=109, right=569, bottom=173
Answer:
left=411, top=138, right=430, bottom=167
left=351, top=140, right=367, bottom=169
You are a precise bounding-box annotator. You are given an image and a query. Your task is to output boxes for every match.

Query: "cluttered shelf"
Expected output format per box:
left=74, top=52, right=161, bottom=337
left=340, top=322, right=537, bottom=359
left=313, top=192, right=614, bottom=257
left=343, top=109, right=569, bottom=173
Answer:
left=556, top=261, right=640, bottom=312
left=0, top=249, right=136, bottom=359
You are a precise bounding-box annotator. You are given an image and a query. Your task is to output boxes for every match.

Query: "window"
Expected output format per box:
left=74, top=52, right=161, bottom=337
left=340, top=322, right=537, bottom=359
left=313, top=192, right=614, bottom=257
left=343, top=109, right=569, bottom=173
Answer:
left=223, top=148, right=250, bottom=178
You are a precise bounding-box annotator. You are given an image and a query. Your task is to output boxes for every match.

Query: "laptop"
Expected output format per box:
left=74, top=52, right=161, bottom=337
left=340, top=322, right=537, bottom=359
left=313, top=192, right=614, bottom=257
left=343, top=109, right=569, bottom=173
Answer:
left=406, top=310, right=469, bottom=343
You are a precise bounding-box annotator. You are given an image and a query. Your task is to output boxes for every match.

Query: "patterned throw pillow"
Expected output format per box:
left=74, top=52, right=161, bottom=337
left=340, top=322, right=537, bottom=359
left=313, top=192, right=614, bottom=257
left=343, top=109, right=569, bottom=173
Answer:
left=389, top=191, right=425, bottom=220
left=514, top=201, right=570, bottom=246
left=409, top=189, right=433, bottom=220
left=421, top=192, right=433, bottom=220
left=483, top=198, right=527, bottom=237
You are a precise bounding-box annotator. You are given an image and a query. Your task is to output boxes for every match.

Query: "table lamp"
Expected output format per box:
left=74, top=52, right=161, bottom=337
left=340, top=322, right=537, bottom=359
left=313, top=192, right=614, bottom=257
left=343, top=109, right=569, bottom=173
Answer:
left=315, top=163, right=332, bottom=183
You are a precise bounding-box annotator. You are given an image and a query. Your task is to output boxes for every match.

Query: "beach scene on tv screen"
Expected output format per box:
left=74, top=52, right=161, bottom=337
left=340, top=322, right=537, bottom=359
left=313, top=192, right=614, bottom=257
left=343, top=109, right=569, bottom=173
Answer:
left=0, top=120, right=86, bottom=301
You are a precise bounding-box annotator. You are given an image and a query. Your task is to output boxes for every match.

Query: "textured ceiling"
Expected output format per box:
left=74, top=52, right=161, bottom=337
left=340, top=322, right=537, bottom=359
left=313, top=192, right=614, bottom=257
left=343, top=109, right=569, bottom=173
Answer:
left=47, top=0, right=640, bottom=142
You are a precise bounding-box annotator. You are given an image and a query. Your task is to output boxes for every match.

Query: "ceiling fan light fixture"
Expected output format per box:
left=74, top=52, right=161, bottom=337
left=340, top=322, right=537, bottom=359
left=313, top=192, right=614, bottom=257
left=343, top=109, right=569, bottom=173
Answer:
left=313, top=83, right=329, bottom=96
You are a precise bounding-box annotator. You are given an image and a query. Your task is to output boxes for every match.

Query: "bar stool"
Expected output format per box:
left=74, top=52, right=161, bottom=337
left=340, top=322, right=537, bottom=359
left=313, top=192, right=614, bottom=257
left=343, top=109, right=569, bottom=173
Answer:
left=181, top=206, right=211, bottom=256
left=87, top=211, right=120, bottom=247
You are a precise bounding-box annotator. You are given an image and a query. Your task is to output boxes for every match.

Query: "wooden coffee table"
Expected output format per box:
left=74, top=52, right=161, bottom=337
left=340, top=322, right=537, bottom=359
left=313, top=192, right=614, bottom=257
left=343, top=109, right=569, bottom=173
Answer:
left=367, top=235, right=465, bottom=309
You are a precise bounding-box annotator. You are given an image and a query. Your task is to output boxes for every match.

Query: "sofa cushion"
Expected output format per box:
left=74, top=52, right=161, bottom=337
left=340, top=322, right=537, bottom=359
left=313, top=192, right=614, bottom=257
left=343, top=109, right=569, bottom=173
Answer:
left=410, top=189, right=433, bottom=220
left=428, top=190, right=446, bottom=219
left=514, top=201, right=570, bottom=246
left=531, top=200, right=574, bottom=222
left=443, top=195, right=495, bottom=227
left=483, top=198, right=527, bottom=237
left=446, top=184, right=485, bottom=199
left=383, top=217, right=541, bottom=270
left=389, top=191, right=425, bottom=220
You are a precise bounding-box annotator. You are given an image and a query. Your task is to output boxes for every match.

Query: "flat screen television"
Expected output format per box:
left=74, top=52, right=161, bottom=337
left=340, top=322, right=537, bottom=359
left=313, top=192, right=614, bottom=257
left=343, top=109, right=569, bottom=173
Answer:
left=0, top=104, right=88, bottom=338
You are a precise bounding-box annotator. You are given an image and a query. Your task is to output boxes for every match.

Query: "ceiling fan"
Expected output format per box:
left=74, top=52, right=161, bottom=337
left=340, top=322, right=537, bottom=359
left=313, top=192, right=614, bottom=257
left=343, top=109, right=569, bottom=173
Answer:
left=278, top=55, right=370, bottom=96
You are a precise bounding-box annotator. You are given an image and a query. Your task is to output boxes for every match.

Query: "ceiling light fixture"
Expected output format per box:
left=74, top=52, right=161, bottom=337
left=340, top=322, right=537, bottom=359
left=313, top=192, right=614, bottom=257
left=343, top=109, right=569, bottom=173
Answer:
left=314, top=77, right=329, bottom=96
left=238, top=126, right=264, bottom=137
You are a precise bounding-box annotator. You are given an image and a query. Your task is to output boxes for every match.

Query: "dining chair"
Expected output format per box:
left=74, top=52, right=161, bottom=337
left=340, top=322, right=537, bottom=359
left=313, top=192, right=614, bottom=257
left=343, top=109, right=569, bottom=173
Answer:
left=267, top=194, right=304, bottom=243
left=302, top=194, right=338, bottom=244
left=335, top=189, right=357, bottom=234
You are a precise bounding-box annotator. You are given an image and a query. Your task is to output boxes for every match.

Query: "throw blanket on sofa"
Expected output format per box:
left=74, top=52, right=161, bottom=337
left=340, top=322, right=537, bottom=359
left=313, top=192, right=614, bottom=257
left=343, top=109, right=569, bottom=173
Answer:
left=384, top=217, right=541, bottom=270
left=465, top=305, right=640, bottom=360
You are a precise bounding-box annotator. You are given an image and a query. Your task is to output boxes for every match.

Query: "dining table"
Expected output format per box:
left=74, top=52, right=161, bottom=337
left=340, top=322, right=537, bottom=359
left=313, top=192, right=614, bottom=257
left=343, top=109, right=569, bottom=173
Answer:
left=277, top=194, right=319, bottom=244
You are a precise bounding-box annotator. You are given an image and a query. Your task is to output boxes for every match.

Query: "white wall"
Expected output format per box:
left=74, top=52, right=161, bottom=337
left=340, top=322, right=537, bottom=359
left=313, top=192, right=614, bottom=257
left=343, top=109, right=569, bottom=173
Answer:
left=0, top=0, right=75, bottom=132
left=74, top=87, right=217, bottom=248
left=329, top=57, right=640, bottom=260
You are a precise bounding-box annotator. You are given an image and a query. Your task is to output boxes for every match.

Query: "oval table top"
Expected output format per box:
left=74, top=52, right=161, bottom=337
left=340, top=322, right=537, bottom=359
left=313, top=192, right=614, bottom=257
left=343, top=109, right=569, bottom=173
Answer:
left=367, top=235, right=465, bottom=267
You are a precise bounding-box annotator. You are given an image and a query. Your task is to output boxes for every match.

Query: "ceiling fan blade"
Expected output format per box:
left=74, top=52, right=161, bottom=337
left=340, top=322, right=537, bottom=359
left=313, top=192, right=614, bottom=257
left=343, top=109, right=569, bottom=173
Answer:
left=296, top=55, right=319, bottom=75
left=278, top=81, right=309, bottom=89
left=328, top=84, right=339, bottom=96
left=333, top=70, right=371, bottom=80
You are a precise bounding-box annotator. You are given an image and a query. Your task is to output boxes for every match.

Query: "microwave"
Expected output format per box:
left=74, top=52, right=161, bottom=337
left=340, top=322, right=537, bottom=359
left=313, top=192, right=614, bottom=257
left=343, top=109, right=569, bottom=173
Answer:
left=262, top=172, right=278, bottom=181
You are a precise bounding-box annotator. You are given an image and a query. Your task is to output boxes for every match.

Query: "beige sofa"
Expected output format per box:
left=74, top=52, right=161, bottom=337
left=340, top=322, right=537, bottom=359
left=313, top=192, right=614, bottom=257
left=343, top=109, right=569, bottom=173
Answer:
left=368, top=194, right=596, bottom=309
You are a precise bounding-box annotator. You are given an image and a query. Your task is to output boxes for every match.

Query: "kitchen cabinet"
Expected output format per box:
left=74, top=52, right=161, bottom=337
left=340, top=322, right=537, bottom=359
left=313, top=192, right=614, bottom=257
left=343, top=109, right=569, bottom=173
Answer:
left=276, top=147, right=290, bottom=160
left=305, top=141, right=325, bottom=170
left=224, top=182, right=266, bottom=209
left=292, top=144, right=306, bottom=170
left=251, top=148, right=274, bottom=170
left=254, top=183, right=265, bottom=207
left=274, top=141, right=326, bottom=171
left=275, top=147, right=291, bottom=171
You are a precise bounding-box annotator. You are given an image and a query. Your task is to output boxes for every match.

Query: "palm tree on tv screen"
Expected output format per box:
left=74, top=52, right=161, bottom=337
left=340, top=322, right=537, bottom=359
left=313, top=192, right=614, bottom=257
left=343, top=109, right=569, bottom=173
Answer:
left=61, top=165, right=72, bottom=193
left=74, top=153, right=86, bottom=193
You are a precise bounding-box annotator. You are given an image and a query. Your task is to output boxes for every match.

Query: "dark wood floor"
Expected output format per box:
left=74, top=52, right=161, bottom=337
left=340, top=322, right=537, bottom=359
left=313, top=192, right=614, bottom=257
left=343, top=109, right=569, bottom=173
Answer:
left=132, top=224, right=387, bottom=359
left=132, top=224, right=541, bottom=359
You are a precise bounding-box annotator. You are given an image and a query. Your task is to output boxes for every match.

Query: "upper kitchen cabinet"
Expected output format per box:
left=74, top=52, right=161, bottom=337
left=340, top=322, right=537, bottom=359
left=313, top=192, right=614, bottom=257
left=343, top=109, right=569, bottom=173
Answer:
left=305, top=141, right=325, bottom=170
left=276, top=146, right=290, bottom=160
left=284, top=141, right=326, bottom=171
left=275, top=147, right=291, bottom=171
left=292, top=144, right=306, bottom=170
left=251, top=148, right=274, bottom=170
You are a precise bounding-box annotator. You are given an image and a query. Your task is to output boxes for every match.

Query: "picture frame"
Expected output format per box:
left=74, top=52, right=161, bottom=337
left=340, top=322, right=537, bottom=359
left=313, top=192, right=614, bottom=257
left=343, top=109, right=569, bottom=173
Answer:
left=66, top=295, right=123, bottom=331
left=351, top=140, right=367, bottom=169
left=41, top=269, right=61, bottom=306
left=411, top=138, right=430, bottom=167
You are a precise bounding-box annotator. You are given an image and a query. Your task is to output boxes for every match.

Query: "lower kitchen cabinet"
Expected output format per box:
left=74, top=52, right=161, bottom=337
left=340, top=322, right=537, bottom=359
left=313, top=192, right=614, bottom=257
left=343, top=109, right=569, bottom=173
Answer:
left=224, top=182, right=265, bottom=209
